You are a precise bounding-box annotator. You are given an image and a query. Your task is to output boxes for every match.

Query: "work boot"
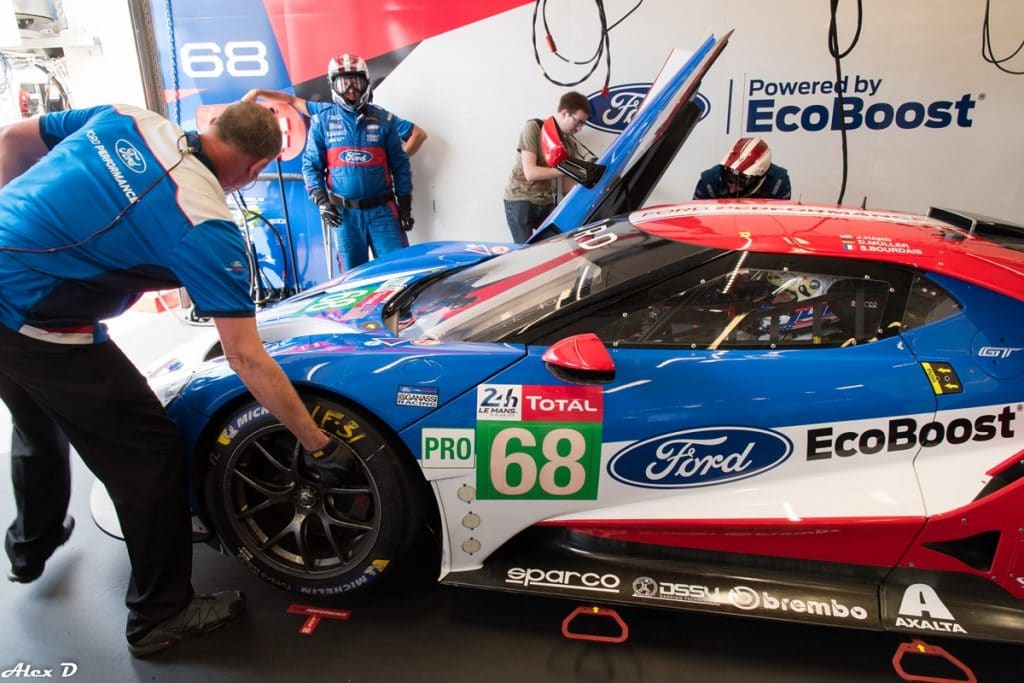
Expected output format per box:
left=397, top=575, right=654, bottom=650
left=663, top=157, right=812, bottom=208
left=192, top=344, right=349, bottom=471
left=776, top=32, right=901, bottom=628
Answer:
left=7, top=516, right=75, bottom=583
left=128, top=590, right=246, bottom=658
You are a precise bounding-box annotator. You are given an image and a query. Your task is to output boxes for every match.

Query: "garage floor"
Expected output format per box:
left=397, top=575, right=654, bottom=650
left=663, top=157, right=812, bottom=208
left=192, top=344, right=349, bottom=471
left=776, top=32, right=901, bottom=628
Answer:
left=0, top=312, right=1019, bottom=682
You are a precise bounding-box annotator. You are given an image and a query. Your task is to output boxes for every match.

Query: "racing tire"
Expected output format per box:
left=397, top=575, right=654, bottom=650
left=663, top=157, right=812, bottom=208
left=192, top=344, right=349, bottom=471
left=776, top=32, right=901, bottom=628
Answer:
left=205, top=397, right=416, bottom=596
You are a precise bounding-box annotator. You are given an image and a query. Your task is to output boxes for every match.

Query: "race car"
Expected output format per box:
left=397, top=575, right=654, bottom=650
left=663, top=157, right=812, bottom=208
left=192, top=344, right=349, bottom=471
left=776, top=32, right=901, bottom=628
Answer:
left=100, top=32, right=1024, bottom=644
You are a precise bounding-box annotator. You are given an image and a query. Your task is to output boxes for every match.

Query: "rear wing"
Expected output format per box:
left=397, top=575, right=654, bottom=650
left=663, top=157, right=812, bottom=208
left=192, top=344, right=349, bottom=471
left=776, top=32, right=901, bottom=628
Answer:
left=929, top=207, right=1024, bottom=252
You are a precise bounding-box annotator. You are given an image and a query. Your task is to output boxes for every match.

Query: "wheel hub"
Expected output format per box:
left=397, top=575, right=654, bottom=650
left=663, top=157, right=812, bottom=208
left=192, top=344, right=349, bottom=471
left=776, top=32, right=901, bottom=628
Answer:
left=296, top=486, right=319, bottom=509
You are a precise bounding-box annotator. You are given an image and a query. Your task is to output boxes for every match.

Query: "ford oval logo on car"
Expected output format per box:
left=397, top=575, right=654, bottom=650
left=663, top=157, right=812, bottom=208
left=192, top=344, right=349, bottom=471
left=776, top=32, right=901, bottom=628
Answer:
left=586, top=83, right=710, bottom=134
left=341, top=150, right=373, bottom=164
left=115, top=139, right=146, bottom=173
left=608, top=426, right=792, bottom=489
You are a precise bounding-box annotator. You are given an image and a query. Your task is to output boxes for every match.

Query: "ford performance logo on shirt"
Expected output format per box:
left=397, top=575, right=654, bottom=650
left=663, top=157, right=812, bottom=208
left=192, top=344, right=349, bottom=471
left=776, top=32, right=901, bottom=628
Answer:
left=587, top=83, right=710, bottom=134
left=608, top=426, right=792, bottom=488
left=115, top=139, right=146, bottom=173
left=341, top=150, right=373, bottom=164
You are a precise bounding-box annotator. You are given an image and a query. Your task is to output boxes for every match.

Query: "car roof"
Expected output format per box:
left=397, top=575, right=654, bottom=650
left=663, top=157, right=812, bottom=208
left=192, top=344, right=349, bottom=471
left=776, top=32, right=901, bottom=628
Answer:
left=629, top=200, right=1024, bottom=302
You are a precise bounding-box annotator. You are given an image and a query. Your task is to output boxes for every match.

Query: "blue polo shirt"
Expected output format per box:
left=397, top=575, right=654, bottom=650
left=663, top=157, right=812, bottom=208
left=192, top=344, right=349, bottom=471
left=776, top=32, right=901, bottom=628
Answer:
left=0, top=104, right=253, bottom=343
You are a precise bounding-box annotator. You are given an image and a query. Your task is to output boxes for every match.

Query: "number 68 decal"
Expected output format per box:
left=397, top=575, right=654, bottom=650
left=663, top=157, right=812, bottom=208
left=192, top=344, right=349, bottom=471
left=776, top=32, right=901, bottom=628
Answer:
left=477, top=423, right=601, bottom=500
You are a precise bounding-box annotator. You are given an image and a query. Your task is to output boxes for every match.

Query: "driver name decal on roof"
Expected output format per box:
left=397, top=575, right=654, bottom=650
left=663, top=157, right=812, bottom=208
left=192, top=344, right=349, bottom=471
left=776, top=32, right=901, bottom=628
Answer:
left=608, top=426, right=792, bottom=489
left=475, top=384, right=603, bottom=500
left=630, top=203, right=952, bottom=229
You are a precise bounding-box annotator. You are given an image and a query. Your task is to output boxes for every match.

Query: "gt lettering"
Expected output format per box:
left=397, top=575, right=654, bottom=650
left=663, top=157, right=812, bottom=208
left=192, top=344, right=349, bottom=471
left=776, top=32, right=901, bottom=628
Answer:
left=490, top=427, right=587, bottom=496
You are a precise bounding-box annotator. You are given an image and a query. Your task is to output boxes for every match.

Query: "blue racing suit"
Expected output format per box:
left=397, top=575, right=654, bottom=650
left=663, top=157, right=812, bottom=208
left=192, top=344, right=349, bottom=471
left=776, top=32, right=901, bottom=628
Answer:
left=693, top=163, right=792, bottom=200
left=303, top=101, right=412, bottom=271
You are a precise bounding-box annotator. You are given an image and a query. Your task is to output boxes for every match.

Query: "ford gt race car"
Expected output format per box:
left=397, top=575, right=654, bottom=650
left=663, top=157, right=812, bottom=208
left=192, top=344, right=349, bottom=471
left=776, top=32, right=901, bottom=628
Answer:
left=99, top=32, right=1024, bottom=644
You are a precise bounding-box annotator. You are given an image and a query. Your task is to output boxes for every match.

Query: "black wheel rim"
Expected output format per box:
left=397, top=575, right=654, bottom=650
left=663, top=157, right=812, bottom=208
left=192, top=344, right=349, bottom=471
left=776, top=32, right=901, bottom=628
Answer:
left=220, top=424, right=381, bottom=579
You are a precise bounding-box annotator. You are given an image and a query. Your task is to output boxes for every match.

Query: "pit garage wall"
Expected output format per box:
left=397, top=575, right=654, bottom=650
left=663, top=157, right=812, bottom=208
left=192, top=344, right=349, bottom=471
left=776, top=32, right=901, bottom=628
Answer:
left=134, top=1, right=1024, bottom=278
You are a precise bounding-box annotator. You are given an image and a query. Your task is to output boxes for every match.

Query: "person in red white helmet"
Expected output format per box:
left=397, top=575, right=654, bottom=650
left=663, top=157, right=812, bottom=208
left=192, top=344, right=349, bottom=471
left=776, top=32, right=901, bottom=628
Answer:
left=693, top=137, right=791, bottom=200
left=300, top=53, right=413, bottom=273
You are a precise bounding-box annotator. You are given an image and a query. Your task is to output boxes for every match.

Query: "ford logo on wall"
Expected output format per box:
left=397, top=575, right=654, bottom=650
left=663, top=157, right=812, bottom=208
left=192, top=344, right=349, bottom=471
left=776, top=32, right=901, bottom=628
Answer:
left=608, top=426, right=792, bottom=489
left=586, top=83, right=710, bottom=134
left=341, top=150, right=373, bottom=163
left=115, top=139, right=146, bottom=173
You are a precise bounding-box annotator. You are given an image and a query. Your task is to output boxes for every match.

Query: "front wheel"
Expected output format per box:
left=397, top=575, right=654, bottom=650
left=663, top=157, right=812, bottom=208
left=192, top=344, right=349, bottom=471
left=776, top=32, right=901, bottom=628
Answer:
left=205, top=397, right=414, bottom=595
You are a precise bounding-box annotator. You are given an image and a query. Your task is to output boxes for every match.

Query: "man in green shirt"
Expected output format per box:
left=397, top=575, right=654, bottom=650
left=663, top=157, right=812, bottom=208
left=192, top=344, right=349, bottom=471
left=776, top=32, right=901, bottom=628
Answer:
left=502, top=91, right=590, bottom=243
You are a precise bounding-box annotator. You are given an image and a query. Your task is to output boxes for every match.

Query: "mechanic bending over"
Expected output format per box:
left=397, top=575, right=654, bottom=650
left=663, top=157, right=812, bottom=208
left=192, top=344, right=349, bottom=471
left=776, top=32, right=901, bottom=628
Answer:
left=693, top=136, right=792, bottom=200
left=0, top=101, right=346, bottom=658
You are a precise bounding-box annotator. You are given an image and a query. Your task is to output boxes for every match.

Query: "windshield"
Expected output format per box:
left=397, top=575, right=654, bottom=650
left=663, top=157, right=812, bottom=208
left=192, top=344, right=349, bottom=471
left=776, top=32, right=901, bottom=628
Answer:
left=397, top=220, right=706, bottom=342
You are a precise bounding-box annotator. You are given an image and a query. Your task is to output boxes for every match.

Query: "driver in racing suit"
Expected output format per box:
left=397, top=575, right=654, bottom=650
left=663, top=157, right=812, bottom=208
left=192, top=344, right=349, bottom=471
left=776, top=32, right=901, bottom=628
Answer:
left=693, top=137, right=791, bottom=200
left=302, top=53, right=413, bottom=272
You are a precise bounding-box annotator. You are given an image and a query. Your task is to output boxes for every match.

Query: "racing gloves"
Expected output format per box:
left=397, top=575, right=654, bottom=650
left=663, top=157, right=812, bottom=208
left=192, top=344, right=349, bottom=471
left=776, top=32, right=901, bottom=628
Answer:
left=397, top=195, right=414, bottom=232
left=310, top=189, right=342, bottom=229
left=303, top=433, right=357, bottom=488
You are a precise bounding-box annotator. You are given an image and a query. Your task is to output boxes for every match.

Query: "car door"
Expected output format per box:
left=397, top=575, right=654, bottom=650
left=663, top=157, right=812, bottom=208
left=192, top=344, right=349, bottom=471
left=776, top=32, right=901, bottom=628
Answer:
left=527, top=250, right=937, bottom=568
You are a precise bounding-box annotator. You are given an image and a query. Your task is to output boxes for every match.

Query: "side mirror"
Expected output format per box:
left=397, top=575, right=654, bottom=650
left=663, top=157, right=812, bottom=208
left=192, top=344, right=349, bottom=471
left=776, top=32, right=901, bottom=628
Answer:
left=542, top=333, right=615, bottom=384
left=539, top=117, right=606, bottom=189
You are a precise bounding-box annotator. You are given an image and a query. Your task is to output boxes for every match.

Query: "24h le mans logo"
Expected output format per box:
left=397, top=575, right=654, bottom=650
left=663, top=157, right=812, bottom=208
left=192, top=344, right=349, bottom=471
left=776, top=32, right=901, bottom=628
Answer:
left=475, top=384, right=603, bottom=500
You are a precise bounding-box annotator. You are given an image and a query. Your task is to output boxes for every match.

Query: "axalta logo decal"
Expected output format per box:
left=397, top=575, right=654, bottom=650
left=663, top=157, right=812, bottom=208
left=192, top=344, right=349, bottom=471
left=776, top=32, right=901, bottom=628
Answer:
left=742, top=74, right=978, bottom=133
left=340, top=150, right=373, bottom=163
left=608, top=426, right=792, bottom=489
left=896, top=584, right=966, bottom=634
left=807, top=406, right=1017, bottom=460
left=115, top=139, right=146, bottom=173
left=506, top=567, right=620, bottom=594
left=587, top=83, right=709, bottom=134
left=729, top=585, right=869, bottom=620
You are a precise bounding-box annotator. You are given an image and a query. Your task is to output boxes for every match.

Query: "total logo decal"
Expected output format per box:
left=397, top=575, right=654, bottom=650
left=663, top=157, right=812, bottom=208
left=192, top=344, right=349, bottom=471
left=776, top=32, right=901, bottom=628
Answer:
left=631, top=577, right=869, bottom=621
left=742, top=74, right=978, bottom=133
left=807, top=405, right=1017, bottom=460
left=475, top=385, right=603, bottom=501
left=895, top=584, right=966, bottom=634
left=506, top=567, right=621, bottom=594
left=586, top=83, right=710, bottom=134
left=608, top=426, right=792, bottom=489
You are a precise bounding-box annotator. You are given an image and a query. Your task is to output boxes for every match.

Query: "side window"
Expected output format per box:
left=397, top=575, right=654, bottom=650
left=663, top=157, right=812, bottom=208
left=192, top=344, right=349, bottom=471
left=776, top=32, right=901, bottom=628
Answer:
left=579, top=259, right=904, bottom=350
left=901, top=274, right=960, bottom=332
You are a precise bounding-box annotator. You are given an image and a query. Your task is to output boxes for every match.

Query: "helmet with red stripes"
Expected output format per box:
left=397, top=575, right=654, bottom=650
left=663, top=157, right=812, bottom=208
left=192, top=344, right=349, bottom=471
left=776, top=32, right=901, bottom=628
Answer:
left=720, top=137, right=772, bottom=196
left=327, top=53, right=371, bottom=113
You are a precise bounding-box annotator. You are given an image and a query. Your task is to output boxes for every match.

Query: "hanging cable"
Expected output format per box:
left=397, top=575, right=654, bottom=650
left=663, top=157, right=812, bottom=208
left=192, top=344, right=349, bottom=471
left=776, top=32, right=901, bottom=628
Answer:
left=982, top=0, right=1024, bottom=75
left=827, top=0, right=863, bottom=205
left=532, top=0, right=643, bottom=96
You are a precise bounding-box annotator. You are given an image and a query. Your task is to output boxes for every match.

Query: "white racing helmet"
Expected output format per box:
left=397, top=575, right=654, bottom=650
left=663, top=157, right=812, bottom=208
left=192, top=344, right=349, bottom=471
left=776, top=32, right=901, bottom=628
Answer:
left=328, top=53, right=371, bottom=113
left=720, top=137, right=773, bottom=196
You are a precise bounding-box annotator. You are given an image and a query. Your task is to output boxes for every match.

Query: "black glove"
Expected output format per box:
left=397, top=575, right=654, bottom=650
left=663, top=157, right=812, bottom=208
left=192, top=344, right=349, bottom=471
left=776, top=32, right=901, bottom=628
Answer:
left=302, top=433, right=358, bottom=488
left=397, top=195, right=414, bottom=232
left=311, top=188, right=342, bottom=229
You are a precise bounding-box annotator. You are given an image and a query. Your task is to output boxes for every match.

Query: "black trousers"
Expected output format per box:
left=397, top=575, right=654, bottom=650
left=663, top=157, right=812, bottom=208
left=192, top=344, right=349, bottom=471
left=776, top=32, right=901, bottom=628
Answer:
left=0, top=324, right=193, bottom=643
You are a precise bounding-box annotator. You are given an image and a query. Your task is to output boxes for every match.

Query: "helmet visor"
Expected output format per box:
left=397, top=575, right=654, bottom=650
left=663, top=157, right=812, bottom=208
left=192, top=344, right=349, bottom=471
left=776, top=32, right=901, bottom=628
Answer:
left=722, top=167, right=762, bottom=195
left=332, top=74, right=368, bottom=99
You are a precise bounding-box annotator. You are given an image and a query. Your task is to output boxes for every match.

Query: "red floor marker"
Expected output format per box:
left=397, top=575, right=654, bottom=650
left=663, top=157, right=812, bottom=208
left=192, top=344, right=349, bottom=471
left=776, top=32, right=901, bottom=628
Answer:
left=561, top=605, right=629, bottom=643
left=287, top=604, right=352, bottom=635
left=892, top=638, right=976, bottom=683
